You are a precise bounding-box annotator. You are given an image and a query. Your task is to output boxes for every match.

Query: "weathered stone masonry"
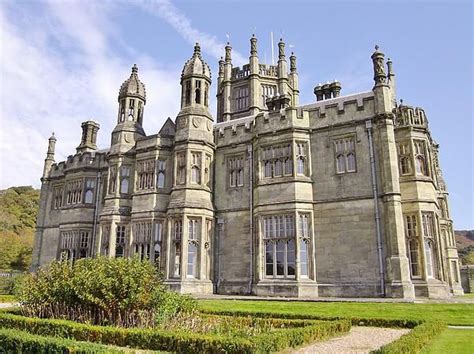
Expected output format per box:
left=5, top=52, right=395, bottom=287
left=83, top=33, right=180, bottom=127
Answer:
left=32, top=38, right=463, bottom=299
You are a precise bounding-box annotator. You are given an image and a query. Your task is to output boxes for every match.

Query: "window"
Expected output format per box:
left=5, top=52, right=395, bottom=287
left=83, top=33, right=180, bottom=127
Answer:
left=397, top=143, right=412, bottom=176
left=119, top=99, right=125, bottom=122
left=172, top=220, right=182, bottom=277
left=422, top=212, right=437, bottom=279
left=263, top=214, right=296, bottom=278
left=185, top=81, right=191, bottom=105
left=128, top=99, right=135, bottom=120
left=195, top=80, right=202, bottom=104
left=137, top=101, right=143, bottom=122
left=120, top=166, right=130, bottom=194
left=191, top=152, right=201, bottom=184
left=414, top=140, right=428, bottom=176
left=261, top=144, right=293, bottom=179
left=109, top=166, right=117, bottom=194
left=234, top=86, right=249, bottom=111
left=204, top=83, right=209, bottom=107
left=115, top=225, right=126, bottom=257
left=334, top=137, right=356, bottom=173
left=177, top=153, right=186, bottom=185
left=204, top=155, right=211, bottom=187
left=154, top=221, right=163, bottom=265
left=132, top=222, right=152, bottom=261
left=52, top=185, right=63, bottom=209
left=59, top=229, right=91, bottom=262
left=65, top=179, right=83, bottom=205
left=187, top=218, right=201, bottom=278
left=404, top=214, right=421, bottom=277
left=300, top=239, right=309, bottom=277
left=137, top=159, right=155, bottom=190
left=262, top=84, right=277, bottom=107
left=228, top=156, right=244, bottom=187
left=157, top=160, right=165, bottom=188
left=296, top=142, right=308, bottom=176
left=84, top=179, right=95, bottom=204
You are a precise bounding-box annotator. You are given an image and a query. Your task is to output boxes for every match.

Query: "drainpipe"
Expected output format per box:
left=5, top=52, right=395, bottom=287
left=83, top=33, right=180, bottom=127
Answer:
left=366, top=120, right=386, bottom=297
left=91, top=170, right=102, bottom=257
left=248, top=144, right=254, bottom=294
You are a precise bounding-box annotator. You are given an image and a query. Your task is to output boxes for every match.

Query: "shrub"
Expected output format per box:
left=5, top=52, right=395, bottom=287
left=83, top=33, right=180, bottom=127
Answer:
left=0, top=311, right=350, bottom=353
left=373, top=320, right=446, bottom=354
left=0, top=327, right=125, bottom=353
left=14, top=257, right=196, bottom=327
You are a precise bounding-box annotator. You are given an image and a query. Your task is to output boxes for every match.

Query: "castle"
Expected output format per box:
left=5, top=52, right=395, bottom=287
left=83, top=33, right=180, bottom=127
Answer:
left=32, top=37, right=463, bottom=298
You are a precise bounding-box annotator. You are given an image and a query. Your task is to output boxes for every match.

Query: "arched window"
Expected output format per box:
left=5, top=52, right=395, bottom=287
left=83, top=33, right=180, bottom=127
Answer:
left=157, top=172, right=165, bottom=188
left=84, top=190, right=93, bottom=204
left=275, top=159, right=282, bottom=177
left=346, top=153, right=356, bottom=172
left=195, top=80, right=202, bottom=104
left=119, top=99, right=125, bottom=122
left=336, top=154, right=345, bottom=173
left=191, top=167, right=200, bottom=183
left=424, top=239, right=434, bottom=278
left=415, top=156, right=425, bottom=175
left=264, top=161, right=272, bottom=178
left=297, top=157, right=305, bottom=175
left=400, top=156, right=410, bottom=175
left=185, top=81, right=191, bottom=105
left=128, top=99, right=135, bottom=121
left=300, top=239, right=309, bottom=277
left=204, top=83, right=209, bottom=107
left=120, top=179, right=129, bottom=194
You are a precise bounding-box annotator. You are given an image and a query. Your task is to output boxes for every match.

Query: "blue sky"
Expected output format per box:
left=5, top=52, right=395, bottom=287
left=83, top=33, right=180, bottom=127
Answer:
left=0, top=0, right=472, bottom=228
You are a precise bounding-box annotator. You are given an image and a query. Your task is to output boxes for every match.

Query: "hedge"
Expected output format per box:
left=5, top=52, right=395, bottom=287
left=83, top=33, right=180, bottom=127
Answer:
left=201, top=309, right=422, bottom=329
left=0, top=327, right=126, bottom=353
left=0, top=311, right=350, bottom=353
left=372, top=320, right=447, bottom=354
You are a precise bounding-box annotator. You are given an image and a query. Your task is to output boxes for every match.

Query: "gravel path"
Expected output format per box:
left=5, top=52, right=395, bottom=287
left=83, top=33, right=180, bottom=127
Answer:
left=292, top=326, right=410, bottom=353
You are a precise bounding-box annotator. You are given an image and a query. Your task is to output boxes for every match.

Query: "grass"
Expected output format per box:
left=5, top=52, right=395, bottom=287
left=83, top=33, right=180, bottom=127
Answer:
left=422, top=328, right=474, bottom=354
left=0, top=295, right=15, bottom=303
left=198, top=300, right=474, bottom=326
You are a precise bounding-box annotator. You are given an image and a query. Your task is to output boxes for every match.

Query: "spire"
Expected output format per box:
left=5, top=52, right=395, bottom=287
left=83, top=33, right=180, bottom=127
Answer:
left=371, top=45, right=387, bottom=86
left=387, top=57, right=394, bottom=77
left=225, top=42, right=232, bottom=63
left=218, top=56, right=224, bottom=78
left=194, top=42, right=201, bottom=55
left=290, top=52, right=297, bottom=73
left=278, top=38, right=286, bottom=60
left=47, top=133, right=56, bottom=158
left=250, top=34, right=257, bottom=56
left=131, top=63, right=138, bottom=74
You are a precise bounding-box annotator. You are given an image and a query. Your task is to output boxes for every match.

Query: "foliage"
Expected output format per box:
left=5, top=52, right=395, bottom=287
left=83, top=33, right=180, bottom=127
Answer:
left=373, top=320, right=446, bottom=354
left=459, top=245, right=474, bottom=265
left=0, top=186, right=39, bottom=271
left=14, top=257, right=196, bottom=327
left=0, top=310, right=350, bottom=353
left=198, top=299, right=474, bottom=325
left=0, top=327, right=127, bottom=353
left=0, top=294, right=16, bottom=303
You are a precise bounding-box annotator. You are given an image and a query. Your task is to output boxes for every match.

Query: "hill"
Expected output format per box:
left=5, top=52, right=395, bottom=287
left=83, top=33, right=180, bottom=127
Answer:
left=455, top=230, right=474, bottom=265
left=0, top=186, right=40, bottom=271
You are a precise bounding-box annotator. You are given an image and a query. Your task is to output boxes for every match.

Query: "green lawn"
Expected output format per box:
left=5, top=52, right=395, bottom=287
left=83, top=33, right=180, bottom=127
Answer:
left=198, top=300, right=474, bottom=325
left=422, top=328, right=474, bottom=354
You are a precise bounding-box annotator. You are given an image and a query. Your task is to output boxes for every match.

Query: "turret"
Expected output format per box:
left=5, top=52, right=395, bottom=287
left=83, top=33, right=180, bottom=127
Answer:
left=110, top=64, right=146, bottom=154
left=289, top=52, right=299, bottom=106
left=387, top=57, right=396, bottom=108
left=249, top=34, right=260, bottom=114
left=42, top=133, right=56, bottom=180
left=77, top=120, right=100, bottom=153
left=222, top=42, right=233, bottom=122
left=277, top=38, right=288, bottom=98
left=371, top=45, right=391, bottom=114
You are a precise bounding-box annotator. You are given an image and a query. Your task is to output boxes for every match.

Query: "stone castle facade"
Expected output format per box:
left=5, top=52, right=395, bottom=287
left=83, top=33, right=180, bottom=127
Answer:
left=32, top=37, right=463, bottom=298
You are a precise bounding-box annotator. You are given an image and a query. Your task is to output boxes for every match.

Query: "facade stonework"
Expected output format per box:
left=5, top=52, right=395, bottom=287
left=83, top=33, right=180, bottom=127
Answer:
left=32, top=39, right=463, bottom=299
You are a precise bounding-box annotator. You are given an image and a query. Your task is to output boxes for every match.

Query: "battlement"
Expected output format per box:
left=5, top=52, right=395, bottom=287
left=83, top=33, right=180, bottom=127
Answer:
left=50, top=150, right=108, bottom=178
left=299, top=91, right=374, bottom=117
left=232, top=64, right=250, bottom=79
left=395, top=105, right=428, bottom=129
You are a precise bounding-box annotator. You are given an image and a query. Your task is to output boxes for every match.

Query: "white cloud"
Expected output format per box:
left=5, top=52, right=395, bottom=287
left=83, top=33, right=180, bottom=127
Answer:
left=136, top=0, right=247, bottom=66
left=0, top=1, right=181, bottom=189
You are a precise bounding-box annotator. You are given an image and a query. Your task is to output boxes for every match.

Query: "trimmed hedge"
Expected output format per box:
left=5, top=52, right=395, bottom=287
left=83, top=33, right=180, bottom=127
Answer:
left=372, top=320, right=447, bottom=354
left=201, top=309, right=422, bottom=329
left=0, top=327, right=126, bottom=353
left=0, top=311, right=350, bottom=353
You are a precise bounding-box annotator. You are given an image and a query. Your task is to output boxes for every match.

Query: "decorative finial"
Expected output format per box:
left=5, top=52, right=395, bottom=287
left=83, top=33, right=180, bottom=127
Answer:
left=225, top=42, right=232, bottom=62
left=250, top=34, right=257, bottom=55
left=290, top=52, right=297, bottom=73
left=400, top=99, right=404, bottom=105
left=375, top=45, right=379, bottom=51
left=132, top=64, right=138, bottom=73
left=194, top=42, right=201, bottom=54
left=371, top=45, right=386, bottom=86
left=278, top=38, right=285, bottom=59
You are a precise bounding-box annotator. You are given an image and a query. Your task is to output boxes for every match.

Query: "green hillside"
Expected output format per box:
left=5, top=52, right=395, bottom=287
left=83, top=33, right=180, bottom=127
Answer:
left=0, top=186, right=40, bottom=271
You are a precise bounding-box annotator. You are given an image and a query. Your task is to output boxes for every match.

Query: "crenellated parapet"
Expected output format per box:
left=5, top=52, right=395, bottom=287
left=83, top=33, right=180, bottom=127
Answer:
left=395, top=104, right=428, bottom=129
left=49, top=151, right=108, bottom=178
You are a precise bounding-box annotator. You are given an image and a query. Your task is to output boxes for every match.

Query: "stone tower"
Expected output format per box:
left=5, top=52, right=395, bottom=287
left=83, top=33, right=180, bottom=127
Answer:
left=165, top=43, right=214, bottom=293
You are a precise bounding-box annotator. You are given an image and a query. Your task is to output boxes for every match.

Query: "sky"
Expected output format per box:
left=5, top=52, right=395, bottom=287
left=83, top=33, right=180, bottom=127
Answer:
left=0, top=0, right=472, bottom=229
